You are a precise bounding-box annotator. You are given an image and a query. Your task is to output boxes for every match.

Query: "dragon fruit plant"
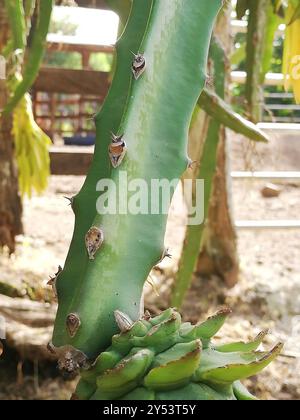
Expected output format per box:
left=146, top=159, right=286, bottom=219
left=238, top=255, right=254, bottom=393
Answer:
left=73, top=308, right=282, bottom=400
left=48, top=0, right=282, bottom=400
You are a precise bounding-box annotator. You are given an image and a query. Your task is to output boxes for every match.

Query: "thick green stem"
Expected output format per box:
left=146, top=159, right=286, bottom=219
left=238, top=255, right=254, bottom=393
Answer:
left=245, top=0, right=270, bottom=123
left=52, top=0, right=222, bottom=360
left=2, top=0, right=53, bottom=115
left=4, top=0, right=26, bottom=51
left=24, top=0, right=36, bottom=20
left=53, top=0, right=154, bottom=352
left=199, top=89, right=269, bottom=143
left=171, top=38, right=226, bottom=308
left=261, top=3, right=280, bottom=82
left=24, top=0, right=36, bottom=34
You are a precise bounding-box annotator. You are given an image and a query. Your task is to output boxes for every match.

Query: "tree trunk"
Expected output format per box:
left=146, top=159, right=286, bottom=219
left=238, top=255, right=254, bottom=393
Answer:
left=196, top=5, right=239, bottom=288
left=0, top=4, right=23, bottom=253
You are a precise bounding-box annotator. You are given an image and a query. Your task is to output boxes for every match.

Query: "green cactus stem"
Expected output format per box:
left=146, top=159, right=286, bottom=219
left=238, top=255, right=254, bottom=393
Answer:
left=24, top=0, right=36, bottom=20
left=52, top=0, right=155, bottom=353
left=4, top=0, right=26, bottom=51
left=73, top=308, right=282, bottom=400
left=245, top=0, right=270, bottom=123
left=198, top=89, right=269, bottom=143
left=24, top=0, right=36, bottom=34
left=261, top=4, right=280, bottom=84
left=3, top=0, right=53, bottom=115
left=52, top=0, right=223, bottom=362
left=171, top=37, right=227, bottom=308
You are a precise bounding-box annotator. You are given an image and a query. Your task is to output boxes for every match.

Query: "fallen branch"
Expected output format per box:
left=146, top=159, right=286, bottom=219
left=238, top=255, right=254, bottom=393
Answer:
left=0, top=294, right=57, bottom=361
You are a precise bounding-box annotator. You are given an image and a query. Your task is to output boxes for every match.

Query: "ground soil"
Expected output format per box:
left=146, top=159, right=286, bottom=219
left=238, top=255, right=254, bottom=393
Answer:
left=0, top=129, right=299, bottom=400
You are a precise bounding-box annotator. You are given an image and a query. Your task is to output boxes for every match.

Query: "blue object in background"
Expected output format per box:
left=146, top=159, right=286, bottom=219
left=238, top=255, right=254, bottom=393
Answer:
left=64, top=135, right=96, bottom=146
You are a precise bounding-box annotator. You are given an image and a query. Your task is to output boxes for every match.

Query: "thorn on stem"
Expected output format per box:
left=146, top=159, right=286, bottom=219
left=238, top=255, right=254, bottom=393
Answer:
left=85, top=226, right=104, bottom=260
left=131, top=52, right=146, bottom=80
left=47, top=265, right=62, bottom=298
left=187, top=159, right=198, bottom=170
left=64, top=196, right=74, bottom=207
left=66, top=313, right=81, bottom=338
left=109, top=133, right=127, bottom=168
left=157, top=248, right=172, bottom=266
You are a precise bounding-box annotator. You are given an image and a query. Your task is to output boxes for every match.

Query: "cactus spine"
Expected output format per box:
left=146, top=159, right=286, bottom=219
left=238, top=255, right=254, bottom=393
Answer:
left=52, top=0, right=223, bottom=360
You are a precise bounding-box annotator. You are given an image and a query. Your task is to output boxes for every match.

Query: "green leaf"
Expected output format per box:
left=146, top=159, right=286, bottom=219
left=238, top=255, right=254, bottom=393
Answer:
left=81, top=350, right=122, bottom=383
left=132, top=313, right=182, bottom=353
left=111, top=320, right=150, bottom=355
left=121, top=387, right=156, bottom=400
left=233, top=381, right=258, bottom=400
left=215, top=329, right=269, bottom=353
left=157, top=383, right=235, bottom=401
left=153, top=340, right=202, bottom=368
left=74, top=380, right=96, bottom=400
left=149, top=308, right=178, bottom=326
left=144, top=340, right=201, bottom=391
left=194, top=344, right=283, bottom=384
left=93, top=348, right=154, bottom=399
left=182, top=309, right=232, bottom=341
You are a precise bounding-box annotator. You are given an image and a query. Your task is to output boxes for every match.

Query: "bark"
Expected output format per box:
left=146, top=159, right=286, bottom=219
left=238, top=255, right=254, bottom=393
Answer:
left=0, top=4, right=23, bottom=253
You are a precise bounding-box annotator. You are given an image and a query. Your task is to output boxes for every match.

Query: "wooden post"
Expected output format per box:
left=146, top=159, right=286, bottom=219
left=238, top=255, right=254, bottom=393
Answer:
left=81, top=50, right=91, bottom=70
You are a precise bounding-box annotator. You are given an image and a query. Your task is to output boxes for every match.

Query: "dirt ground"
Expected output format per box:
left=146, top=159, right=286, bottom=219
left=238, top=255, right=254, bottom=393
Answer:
left=0, top=129, right=299, bottom=400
